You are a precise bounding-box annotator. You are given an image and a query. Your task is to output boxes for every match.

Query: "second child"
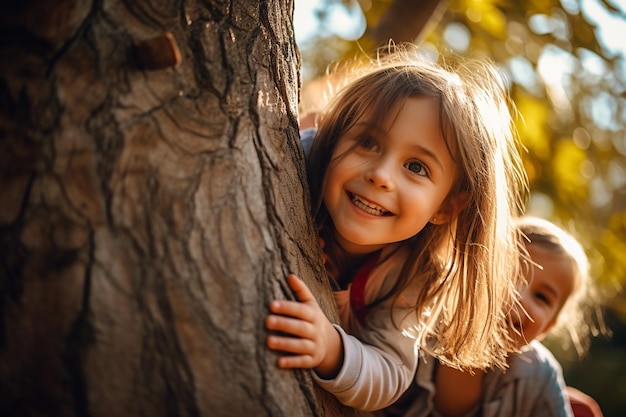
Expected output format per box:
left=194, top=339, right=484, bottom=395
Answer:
left=377, top=216, right=602, bottom=417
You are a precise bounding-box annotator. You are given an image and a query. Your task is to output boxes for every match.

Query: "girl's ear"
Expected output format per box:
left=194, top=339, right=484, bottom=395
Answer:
left=429, top=213, right=450, bottom=225
left=430, top=192, right=469, bottom=225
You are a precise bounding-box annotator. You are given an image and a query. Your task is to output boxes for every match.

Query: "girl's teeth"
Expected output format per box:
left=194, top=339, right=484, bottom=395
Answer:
left=351, top=194, right=389, bottom=216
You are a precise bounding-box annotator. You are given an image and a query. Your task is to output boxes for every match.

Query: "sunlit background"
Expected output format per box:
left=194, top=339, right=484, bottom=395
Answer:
left=294, top=0, right=626, bottom=415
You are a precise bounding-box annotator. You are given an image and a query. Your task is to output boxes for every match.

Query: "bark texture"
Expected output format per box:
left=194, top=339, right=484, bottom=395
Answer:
left=0, top=1, right=350, bottom=416
left=368, top=0, right=447, bottom=46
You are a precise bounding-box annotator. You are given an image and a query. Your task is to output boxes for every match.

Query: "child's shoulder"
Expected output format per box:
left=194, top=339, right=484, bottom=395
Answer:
left=509, top=340, right=564, bottom=381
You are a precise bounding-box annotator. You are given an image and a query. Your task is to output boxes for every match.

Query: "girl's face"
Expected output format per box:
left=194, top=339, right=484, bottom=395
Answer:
left=511, top=244, right=576, bottom=348
left=323, top=97, right=459, bottom=255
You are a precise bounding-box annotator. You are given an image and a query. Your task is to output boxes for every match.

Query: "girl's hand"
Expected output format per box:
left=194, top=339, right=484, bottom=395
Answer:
left=265, top=274, right=344, bottom=379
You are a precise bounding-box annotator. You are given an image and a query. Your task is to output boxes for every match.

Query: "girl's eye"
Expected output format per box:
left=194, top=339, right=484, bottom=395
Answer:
left=534, top=292, right=552, bottom=306
left=359, top=136, right=379, bottom=152
left=405, top=160, right=428, bottom=177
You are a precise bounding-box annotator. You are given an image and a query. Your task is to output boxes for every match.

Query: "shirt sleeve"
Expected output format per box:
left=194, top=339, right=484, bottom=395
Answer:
left=312, top=298, right=420, bottom=411
left=525, top=342, right=574, bottom=417
left=482, top=341, right=574, bottom=417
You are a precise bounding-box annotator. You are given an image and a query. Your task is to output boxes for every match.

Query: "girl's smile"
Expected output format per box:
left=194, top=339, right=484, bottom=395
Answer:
left=348, top=192, right=394, bottom=217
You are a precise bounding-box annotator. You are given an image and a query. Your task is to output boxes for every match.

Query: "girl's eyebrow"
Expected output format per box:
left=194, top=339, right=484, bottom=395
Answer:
left=411, top=143, right=444, bottom=172
left=352, top=122, right=385, bottom=134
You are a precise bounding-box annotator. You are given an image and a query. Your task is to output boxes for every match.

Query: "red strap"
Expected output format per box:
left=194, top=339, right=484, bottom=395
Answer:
left=350, top=252, right=381, bottom=325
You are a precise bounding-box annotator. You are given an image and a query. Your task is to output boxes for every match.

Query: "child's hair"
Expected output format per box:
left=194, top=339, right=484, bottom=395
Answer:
left=516, top=216, right=605, bottom=357
left=306, top=45, right=528, bottom=370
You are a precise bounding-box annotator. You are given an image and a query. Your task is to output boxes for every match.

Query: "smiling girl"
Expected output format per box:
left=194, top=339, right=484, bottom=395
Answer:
left=265, top=47, right=528, bottom=411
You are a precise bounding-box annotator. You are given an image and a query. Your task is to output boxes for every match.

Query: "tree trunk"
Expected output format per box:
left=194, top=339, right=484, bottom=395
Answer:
left=0, top=1, right=351, bottom=416
left=365, top=0, right=448, bottom=46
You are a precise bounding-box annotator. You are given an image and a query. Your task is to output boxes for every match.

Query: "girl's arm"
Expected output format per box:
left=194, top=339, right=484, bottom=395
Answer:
left=266, top=274, right=419, bottom=411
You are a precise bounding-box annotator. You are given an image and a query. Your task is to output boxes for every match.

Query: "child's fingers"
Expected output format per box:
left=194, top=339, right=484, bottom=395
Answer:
left=266, top=334, right=315, bottom=356
left=287, top=274, right=316, bottom=304
left=268, top=299, right=315, bottom=322
left=265, top=314, right=315, bottom=338
left=276, top=354, right=317, bottom=369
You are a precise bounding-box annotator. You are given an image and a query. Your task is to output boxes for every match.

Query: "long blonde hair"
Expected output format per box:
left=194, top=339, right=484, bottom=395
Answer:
left=306, top=45, right=528, bottom=370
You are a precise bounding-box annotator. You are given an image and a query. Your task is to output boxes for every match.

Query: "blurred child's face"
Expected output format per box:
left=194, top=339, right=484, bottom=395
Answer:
left=512, top=244, right=576, bottom=348
left=323, top=97, right=458, bottom=255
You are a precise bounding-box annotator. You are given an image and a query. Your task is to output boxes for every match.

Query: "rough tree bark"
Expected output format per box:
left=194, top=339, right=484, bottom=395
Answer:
left=364, top=0, right=447, bottom=47
left=0, top=1, right=352, bottom=416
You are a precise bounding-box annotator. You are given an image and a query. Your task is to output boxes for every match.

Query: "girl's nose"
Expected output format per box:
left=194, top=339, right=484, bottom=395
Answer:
left=364, top=159, right=395, bottom=190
